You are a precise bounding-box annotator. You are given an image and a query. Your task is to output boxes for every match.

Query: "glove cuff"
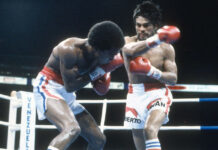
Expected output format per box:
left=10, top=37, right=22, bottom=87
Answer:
left=148, top=66, right=162, bottom=80
left=145, top=34, right=162, bottom=48
left=89, top=67, right=106, bottom=81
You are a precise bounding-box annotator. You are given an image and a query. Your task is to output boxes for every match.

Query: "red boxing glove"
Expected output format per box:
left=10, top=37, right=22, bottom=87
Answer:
left=89, top=53, right=123, bottom=81
left=157, top=25, right=180, bottom=43
left=130, top=57, right=162, bottom=79
left=92, top=73, right=111, bottom=96
left=145, top=25, right=180, bottom=48
left=101, top=53, right=124, bottom=72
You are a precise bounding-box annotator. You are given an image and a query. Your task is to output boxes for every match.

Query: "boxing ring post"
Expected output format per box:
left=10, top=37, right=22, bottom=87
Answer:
left=18, top=91, right=36, bottom=150
left=0, top=91, right=35, bottom=150
left=7, top=91, right=21, bottom=150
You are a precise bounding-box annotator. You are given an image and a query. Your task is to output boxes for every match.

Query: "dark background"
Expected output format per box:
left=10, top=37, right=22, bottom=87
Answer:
left=0, top=0, right=218, bottom=149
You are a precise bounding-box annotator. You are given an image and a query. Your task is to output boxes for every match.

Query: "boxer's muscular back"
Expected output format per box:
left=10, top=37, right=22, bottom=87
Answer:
left=123, top=36, right=173, bottom=84
left=45, top=38, right=95, bottom=74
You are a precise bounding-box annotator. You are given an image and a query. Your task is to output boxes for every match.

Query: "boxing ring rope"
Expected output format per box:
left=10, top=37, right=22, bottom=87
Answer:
left=0, top=84, right=218, bottom=150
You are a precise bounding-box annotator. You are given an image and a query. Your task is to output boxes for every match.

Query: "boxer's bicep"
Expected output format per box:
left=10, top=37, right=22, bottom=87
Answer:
left=163, top=45, right=177, bottom=74
left=59, top=47, right=81, bottom=91
left=159, top=45, right=178, bottom=85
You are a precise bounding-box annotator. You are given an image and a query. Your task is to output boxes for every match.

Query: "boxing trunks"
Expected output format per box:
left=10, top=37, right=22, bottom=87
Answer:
left=33, top=66, right=85, bottom=120
left=124, top=83, right=172, bottom=129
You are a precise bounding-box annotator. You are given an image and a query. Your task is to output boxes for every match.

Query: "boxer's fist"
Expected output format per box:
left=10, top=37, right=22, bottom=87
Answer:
left=145, top=25, right=180, bottom=48
left=157, top=25, right=180, bottom=43
left=101, top=53, right=124, bottom=72
left=92, top=73, right=111, bottom=96
left=130, top=57, right=162, bottom=79
left=89, top=53, right=123, bottom=81
left=130, top=57, right=151, bottom=74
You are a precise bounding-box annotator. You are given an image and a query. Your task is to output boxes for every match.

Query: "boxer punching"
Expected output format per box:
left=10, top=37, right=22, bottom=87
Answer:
left=122, top=1, right=180, bottom=150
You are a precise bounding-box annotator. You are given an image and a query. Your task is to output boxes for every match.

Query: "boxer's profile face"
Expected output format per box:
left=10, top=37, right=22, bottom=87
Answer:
left=135, top=16, right=156, bottom=41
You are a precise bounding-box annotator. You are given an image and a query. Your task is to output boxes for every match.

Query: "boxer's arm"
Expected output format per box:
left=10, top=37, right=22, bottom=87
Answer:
left=65, top=52, right=123, bottom=91
left=59, top=48, right=123, bottom=91
left=89, top=53, right=124, bottom=81
left=122, top=26, right=180, bottom=58
left=158, top=44, right=177, bottom=85
left=122, top=40, right=151, bottom=57
left=59, top=47, right=91, bottom=92
left=129, top=44, right=177, bottom=85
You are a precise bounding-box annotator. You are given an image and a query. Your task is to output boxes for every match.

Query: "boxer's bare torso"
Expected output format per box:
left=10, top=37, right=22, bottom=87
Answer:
left=123, top=36, right=177, bottom=84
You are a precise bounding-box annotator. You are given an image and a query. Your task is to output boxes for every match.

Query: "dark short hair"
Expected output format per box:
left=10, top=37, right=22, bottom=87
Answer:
left=88, top=21, right=124, bottom=51
left=133, top=1, right=162, bottom=26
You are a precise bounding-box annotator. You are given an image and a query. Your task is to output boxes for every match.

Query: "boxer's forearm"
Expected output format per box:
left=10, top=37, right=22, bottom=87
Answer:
left=158, top=72, right=177, bottom=85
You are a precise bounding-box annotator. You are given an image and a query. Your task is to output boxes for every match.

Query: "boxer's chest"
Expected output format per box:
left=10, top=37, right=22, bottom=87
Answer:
left=141, top=46, right=165, bottom=69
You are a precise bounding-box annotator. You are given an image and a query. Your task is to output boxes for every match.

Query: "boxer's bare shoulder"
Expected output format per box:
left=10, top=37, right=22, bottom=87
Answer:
left=125, top=35, right=137, bottom=44
left=160, top=43, right=175, bottom=58
left=58, top=37, right=87, bottom=49
left=52, top=37, right=87, bottom=61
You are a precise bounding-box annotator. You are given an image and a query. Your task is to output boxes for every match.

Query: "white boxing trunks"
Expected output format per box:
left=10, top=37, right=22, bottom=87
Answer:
left=33, top=66, right=85, bottom=120
left=124, top=83, right=172, bottom=129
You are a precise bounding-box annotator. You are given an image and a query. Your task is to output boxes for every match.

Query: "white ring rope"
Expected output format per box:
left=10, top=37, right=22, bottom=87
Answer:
left=0, top=93, right=217, bottom=130
left=0, top=93, right=214, bottom=103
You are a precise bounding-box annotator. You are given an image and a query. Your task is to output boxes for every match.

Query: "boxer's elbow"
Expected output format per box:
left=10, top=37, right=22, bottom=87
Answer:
left=167, top=74, right=177, bottom=85
left=168, top=79, right=177, bottom=86
left=161, top=72, right=177, bottom=85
